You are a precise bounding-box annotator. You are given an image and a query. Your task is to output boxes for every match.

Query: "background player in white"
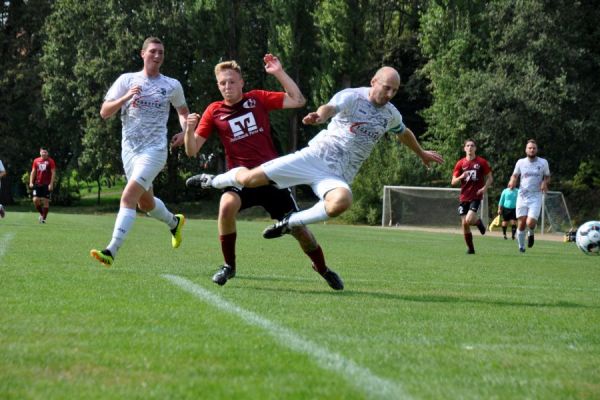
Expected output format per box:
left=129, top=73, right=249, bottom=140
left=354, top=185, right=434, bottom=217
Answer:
left=508, top=139, right=550, bottom=252
left=196, top=66, right=443, bottom=239
left=90, top=37, right=189, bottom=266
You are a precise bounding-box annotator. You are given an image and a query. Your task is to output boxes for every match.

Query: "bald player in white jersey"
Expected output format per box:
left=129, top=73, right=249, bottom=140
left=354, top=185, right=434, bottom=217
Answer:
left=90, top=37, right=189, bottom=267
left=195, top=66, right=443, bottom=241
left=508, top=139, right=551, bottom=253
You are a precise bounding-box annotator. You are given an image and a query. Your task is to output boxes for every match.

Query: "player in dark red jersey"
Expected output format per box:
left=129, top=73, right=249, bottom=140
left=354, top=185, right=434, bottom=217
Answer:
left=29, top=147, right=56, bottom=223
left=183, top=55, right=343, bottom=290
left=451, top=139, right=493, bottom=254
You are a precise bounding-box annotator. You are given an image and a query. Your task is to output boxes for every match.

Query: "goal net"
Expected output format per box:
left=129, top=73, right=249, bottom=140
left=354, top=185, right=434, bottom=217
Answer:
left=381, top=186, right=489, bottom=229
left=540, top=191, right=573, bottom=234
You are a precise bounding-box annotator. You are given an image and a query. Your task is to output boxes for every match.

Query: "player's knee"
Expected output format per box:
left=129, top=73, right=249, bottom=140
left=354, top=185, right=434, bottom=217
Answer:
left=219, top=202, right=239, bottom=219
left=325, top=193, right=352, bottom=217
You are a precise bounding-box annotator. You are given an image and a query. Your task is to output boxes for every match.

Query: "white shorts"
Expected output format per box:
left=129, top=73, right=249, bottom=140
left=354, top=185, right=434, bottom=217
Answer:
left=516, top=193, right=542, bottom=220
left=122, top=148, right=167, bottom=191
left=262, top=148, right=350, bottom=200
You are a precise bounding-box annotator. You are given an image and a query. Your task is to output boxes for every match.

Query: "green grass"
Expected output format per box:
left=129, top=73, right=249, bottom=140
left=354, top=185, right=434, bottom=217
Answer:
left=1, top=211, right=599, bottom=399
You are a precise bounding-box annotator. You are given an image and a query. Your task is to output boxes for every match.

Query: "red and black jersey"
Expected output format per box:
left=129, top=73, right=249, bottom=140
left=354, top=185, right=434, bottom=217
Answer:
left=453, top=156, right=491, bottom=201
left=195, top=90, right=285, bottom=170
left=31, top=157, right=56, bottom=185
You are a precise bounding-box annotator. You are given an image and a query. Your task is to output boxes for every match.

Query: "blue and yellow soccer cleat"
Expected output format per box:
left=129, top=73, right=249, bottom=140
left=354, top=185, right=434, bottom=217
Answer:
left=171, top=214, right=185, bottom=248
left=90, top=249, right=114, bottom=267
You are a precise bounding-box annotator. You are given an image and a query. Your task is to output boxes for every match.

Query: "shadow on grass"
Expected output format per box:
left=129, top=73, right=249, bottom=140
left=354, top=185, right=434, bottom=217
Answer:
left=230, top=277, right=594, bottom=308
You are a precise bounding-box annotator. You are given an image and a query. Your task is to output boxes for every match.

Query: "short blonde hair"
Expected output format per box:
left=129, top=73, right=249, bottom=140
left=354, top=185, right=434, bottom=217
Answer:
left=142, top=37, right=162, bottom=50
left=214, top=60, right=242, bottom=78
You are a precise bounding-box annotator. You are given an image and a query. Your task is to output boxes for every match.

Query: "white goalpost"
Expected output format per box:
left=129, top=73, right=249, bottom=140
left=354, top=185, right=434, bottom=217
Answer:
left=381, top=186, right=489, bottom=230
left=540, top=191, right=573, bottom=234
left=381, top=186, right=572, bottom=235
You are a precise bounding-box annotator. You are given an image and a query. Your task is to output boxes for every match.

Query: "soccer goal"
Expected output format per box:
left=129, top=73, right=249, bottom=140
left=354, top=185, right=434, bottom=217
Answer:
left=540, top=191, right=573, bottom=234
left=381, top=186, right=489, bottom=229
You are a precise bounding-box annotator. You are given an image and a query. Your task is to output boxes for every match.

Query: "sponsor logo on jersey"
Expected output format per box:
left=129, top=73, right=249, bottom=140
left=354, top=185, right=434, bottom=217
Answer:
left=229, top=112, right=260, bottom=141
left=349, top=122, right=384, bottom=139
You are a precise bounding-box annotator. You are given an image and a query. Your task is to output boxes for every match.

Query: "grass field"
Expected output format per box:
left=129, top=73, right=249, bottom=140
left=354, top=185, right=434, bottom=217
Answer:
left=1, top=211, right=599, bottom=399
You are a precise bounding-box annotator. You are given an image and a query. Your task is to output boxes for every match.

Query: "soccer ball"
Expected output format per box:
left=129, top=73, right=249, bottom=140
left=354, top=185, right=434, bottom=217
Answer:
left=575, top=221, right=600, bottom=255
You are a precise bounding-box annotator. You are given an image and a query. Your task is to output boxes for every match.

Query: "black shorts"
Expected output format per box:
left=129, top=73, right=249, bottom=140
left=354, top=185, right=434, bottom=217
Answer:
left=224, top=185, right=299, bottom=220
left=32, top=184, right=51, bottom=199
left=458, top=200, right=481, bottom=216
left=501, top=207, right=517, bottom=221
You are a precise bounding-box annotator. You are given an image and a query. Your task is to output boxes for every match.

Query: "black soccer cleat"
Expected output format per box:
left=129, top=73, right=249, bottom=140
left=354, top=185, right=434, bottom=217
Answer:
left=212, top=265, right=236, bottom=286
left=519, top=247, right=526, bottom=253
left=262, top=215, right=292, bottom=239
left=321, top=268, right=344, bottom=291
left=527, top=233, right=535, bottom=248
left=186, top=173, right=214, bottom=189
left=466, top=249, right=475, bottom=254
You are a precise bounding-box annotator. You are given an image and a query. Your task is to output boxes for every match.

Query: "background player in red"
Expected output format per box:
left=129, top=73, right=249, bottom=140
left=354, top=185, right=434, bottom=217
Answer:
left=29, top=147, right=56, bottom=223
left=451, top=139, right=493, bottom=254
left=183, top=54, right=343, bottom=290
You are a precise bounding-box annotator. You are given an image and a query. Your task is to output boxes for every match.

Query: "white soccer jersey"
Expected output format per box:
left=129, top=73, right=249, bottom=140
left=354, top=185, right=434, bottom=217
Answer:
left=305, top=87, right=406, bottom=182
left=512, top=157, right=550, bottom=198
left=105, top=72, right=186, bottom=153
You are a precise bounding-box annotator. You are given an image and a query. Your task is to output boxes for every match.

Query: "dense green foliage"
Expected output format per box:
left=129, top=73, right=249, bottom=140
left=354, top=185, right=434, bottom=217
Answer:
left=1, top=212, right=599, bottom=399
left=419, top=0, right=600, bottom=221
left=1, top=0, right=598, bottom=222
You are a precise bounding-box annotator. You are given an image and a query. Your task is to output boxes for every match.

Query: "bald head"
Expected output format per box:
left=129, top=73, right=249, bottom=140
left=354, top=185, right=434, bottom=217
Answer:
left=374, top=67, right=400, bottom=86
left=369, top=66, right=401, bottom=106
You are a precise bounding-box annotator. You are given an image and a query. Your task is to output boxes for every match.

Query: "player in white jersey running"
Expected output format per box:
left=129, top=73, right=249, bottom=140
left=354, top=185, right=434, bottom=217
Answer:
left=196, top=66, right=443, bottom=239
left=508, top=139, right=551, bottom=253
left=90, top=37, right=189, bottom=267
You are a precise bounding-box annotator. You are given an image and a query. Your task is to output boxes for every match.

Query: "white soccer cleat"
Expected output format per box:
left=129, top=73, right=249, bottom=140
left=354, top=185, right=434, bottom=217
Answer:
left=186, top=173, right=214, bottom=189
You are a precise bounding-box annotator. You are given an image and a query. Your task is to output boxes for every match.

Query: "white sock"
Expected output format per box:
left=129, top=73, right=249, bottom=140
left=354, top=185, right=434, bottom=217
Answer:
left=527, top=227, right=534, bottom=237
left=107, top=207, right=137, bottom=256
left=212, top=167, right=243, bottom=189
left=147, top=197, right=178, bottom=229
left=288, top=201, right=329, bottom=227
left=517, top=229, right=526, bottom=249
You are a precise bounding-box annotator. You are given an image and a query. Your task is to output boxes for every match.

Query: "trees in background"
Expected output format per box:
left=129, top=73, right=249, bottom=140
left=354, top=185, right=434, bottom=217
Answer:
left=419, top=0, right=600, bottom=220
left=1, top=0, right=598, bottom=221
left=0, top=0, right=53, bottom=202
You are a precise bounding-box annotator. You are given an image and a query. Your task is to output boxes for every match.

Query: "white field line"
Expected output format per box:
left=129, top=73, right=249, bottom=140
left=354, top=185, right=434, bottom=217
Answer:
left=0, top=232, right=15, bottom=259
left=162, top=274, right=411, bottom=400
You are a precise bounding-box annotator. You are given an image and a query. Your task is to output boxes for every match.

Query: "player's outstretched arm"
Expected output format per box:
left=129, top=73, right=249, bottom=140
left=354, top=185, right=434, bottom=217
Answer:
left=264, top=54, right=306, bottom=109
left=397, top=128, right=444, bottom=167
left=302, top=104, right=336, bottom=125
